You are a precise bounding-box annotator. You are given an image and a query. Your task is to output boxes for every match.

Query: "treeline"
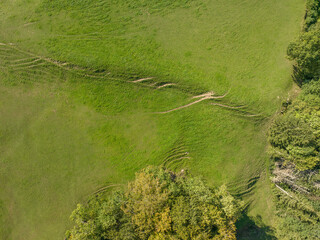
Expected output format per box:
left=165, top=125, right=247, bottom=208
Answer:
left=66, top=166, right=243, bottom=240
left=268, top=0, right=320, bottom=238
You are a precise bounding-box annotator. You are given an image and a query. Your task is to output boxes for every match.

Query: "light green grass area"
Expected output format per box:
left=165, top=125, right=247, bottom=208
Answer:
left=0, top=0, right=304, bottom=239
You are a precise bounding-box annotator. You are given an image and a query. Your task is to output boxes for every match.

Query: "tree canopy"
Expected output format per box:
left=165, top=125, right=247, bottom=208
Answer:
left=268, top=80, right=320, bottom=171
left=66, top=166, right=242, bottom=240
left=287, top=24, right=320, bottom=82
left=268, top=3, right=320, bottom=237
left=287, top=0, right=320, bottom=84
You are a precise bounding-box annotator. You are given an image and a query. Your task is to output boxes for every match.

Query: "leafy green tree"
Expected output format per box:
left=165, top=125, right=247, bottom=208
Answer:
left=269, top=115, right=319, bottom=170
left=66, top=166, right=243, bottom=240
left=287, top=25, right=320, bottom=82
left=304, top=0, right=320, bottom=30
left=268, top=80, right=320, bottom=170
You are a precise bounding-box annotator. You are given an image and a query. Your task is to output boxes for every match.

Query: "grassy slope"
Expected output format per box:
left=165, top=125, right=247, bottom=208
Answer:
left=0, top=0, right=304, bottom=239
left=2, top=0, right=303, bottom=113
left=0, top=84, right=117, bottom=239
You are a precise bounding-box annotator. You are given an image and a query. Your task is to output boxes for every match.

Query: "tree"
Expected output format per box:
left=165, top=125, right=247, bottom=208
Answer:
left=287, top=25, right=320, bottom=82
left=66, top=166, right=243, bottom=240
left=304, top=0, right=320, bottom=30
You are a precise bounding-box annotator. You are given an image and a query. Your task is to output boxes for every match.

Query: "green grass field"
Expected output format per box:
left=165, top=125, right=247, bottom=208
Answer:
left=0, top=0, right=305, bottom=239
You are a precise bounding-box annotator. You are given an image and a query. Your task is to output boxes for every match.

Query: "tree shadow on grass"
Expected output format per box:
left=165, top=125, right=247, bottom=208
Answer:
left=236, top=213, right=276, bottom=240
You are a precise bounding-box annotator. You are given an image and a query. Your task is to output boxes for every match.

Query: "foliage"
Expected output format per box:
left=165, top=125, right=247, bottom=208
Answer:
left=278, top=0, right=320, bottom=170
left=66, top=166, right=243, bottom=240
left=269, top=3, right=320, bottom=237
left=268, top=89, right=320, bottom=170
left=272, top=187, right=320, bottom=240
left=288, top=0, right=320, bottom=83
left=287, top=25, right=320, bottom=82
left=304, top=0, right=320, bottom=30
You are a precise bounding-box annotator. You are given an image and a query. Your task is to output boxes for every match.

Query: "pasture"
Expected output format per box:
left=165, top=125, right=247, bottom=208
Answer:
left=0, top=0, right=304, bottom=239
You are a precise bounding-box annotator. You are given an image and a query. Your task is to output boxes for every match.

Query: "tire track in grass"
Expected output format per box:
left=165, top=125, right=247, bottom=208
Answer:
left=7, top=58, right=42, bottom=67
left=161, top=140, right=190, bottom=171
left=89, top=184, right=123, bottom=196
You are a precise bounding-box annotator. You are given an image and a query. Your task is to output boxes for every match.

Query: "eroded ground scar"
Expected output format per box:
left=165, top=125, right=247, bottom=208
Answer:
left=130, top=76, right=176, bottom=89
left=155, top=91, right=229, bottom=114
left=155, top=89, right=263, bottom=118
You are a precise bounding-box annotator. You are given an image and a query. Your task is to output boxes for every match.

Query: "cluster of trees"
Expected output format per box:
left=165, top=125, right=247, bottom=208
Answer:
left=269, top=81, right=320, bottom=171
left=66, top=166, right=243, bottom=240
left=268, top=1, right=320, bottom=238
left=268, top=82, right=320, bottom=239
left=270, top=0, right=320, bottom=172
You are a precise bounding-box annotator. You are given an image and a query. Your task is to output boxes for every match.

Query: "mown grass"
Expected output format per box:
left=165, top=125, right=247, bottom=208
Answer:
left=0, top=0, right=305, bottom=239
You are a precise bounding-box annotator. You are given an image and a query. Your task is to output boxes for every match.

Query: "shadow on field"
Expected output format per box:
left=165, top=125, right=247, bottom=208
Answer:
left=236, top=214, right=276, bottom=240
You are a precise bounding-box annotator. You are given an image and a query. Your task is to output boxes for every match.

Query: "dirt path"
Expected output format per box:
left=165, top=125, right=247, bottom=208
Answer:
left=192, top=91, right=215, bottom=99
left=8, top=58, right=42, bottom=67
left=157, top=83, right=176, bottom=89
left=132, top=77, right=154, bottom=83
left=157, top=91, right=228, bottom=114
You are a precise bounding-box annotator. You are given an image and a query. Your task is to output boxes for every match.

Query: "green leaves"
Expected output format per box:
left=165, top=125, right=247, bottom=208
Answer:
left=270, top=2, right=320, bottom=238
left=269, top=115, right=314, bottom=148
left=268, top=84, right=320, bottom=170
left=304, top=0, right=320, bottom=30
left=287, top=26, right=320, bottom=82
left=66, top=166, right=242, bottom=239
left=287, top=0, right=320, bottom=84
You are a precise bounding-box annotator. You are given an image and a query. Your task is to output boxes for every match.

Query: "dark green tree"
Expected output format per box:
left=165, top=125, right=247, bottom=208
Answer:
left=287, top=25, right=320, bottom=82
left=304, top=0, right=320, bottom=30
